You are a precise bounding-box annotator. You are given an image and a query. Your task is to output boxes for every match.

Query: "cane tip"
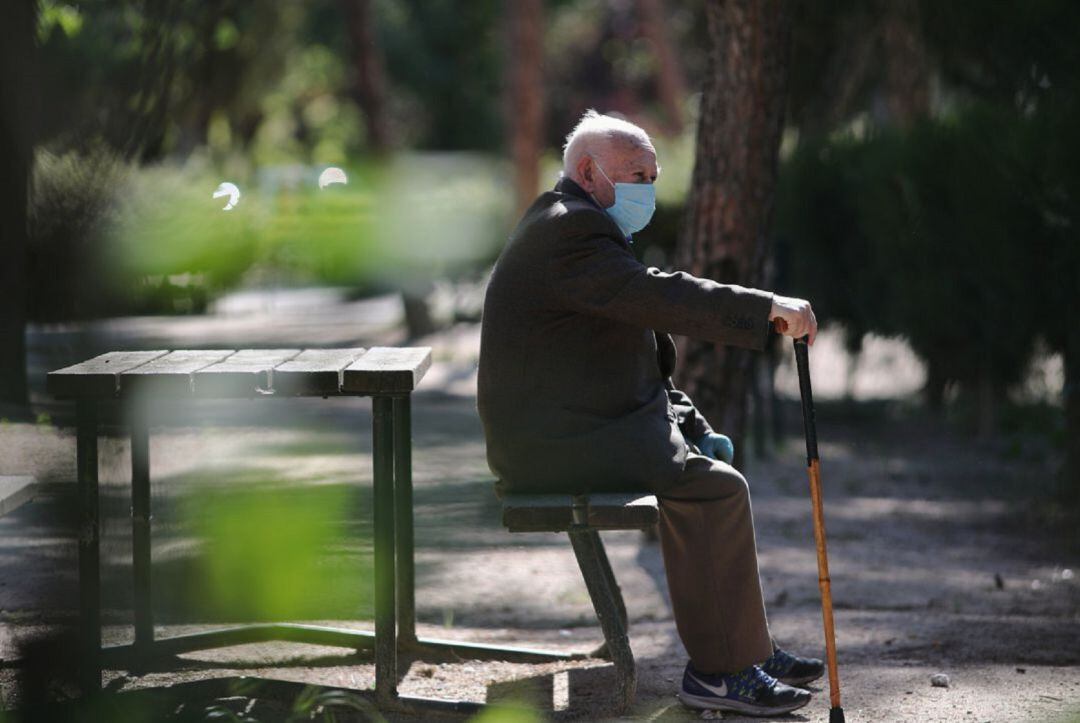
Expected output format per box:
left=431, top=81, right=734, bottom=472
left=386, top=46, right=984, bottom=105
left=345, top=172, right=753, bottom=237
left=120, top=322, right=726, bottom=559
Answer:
left=829, top=707, right=846, bottom=723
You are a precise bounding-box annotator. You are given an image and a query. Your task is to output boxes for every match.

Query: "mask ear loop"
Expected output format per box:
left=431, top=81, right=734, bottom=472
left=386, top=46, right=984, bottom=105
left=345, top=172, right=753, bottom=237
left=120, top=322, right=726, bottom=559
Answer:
left=591, top=157, right=616, bottom=190
left=587, top=156, right=616, bottom=209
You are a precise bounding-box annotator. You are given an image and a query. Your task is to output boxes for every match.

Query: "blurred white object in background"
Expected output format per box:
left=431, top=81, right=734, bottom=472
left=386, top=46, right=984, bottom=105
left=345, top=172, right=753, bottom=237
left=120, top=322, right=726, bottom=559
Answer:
left=318, top=166, right=348, bottom=189
left=212, top=181, right=241, bottom=211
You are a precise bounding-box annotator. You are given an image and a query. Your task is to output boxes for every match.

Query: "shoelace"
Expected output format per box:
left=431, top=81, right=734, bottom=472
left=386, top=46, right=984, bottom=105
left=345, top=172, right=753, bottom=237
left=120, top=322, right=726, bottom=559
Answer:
left=763, top=647, right=797, bottom=676
left=729, top=665, right=778, bottom=699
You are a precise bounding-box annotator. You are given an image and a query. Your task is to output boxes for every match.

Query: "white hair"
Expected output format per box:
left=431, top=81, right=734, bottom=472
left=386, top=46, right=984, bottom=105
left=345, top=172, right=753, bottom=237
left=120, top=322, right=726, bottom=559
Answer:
left=562, top=109, right=653, bottom=179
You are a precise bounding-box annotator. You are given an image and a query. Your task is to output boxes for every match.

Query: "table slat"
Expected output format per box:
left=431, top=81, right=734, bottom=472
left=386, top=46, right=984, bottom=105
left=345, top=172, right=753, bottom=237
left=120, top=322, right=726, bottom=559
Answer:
left=271, top=348, right=367, bottom=396
left=119, top=350, right=236, bottom=396
left=192, top=349, right=302, bottom=397
left=47, top=351, right=169, bottom=398
left=342, top=347, right=432, bottom=394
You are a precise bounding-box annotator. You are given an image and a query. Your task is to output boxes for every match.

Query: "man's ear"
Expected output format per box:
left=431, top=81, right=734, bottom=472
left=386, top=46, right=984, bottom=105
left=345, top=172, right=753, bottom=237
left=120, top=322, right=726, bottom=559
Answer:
left=576, top=155, right=594, bottom=189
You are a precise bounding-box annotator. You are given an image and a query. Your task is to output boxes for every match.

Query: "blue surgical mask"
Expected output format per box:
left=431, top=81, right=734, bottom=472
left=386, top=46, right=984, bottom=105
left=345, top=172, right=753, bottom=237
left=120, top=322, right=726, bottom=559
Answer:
left=592, top=161, right=656, bottom=237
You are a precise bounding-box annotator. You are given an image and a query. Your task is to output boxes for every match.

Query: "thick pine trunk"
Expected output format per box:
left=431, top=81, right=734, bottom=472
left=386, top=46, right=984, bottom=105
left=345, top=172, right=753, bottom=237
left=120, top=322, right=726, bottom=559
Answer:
left=340, top=0, right=390, bottom=153
left=637, top=0, right=689, bottom=135
left=1064, top=333, right=1080, bottom=501
left=0, top=0, right=35, bottom=409
left=882, top=0, right=929, bottom=128
left=506, top=0, right=544, bottom=217
left=674, top=0, right=791, bottom=467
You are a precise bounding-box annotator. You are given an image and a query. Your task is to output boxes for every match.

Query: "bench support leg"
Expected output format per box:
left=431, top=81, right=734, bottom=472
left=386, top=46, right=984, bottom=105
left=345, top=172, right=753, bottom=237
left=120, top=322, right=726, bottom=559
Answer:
left=372, top=396, right=397, bottom=706
left=131, top=401, right=153, bottom=658
left=77, top=400, right=101, bottom=695
left=585, top=531, right=628, bottom=660
left=393, top=396, right=416, bottom=646
left=568, top=530, right=635, bottom=713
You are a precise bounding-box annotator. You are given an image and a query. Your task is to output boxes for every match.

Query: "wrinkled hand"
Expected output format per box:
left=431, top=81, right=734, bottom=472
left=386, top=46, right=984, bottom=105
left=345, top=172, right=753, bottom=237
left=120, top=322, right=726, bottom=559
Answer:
left=696, top=432, right=735, bottom=464
left=769, top=295, right=818, bottom=345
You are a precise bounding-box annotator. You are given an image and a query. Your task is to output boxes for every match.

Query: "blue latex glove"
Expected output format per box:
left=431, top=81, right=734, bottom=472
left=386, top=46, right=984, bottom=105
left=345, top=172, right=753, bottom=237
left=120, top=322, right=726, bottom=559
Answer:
left=696, top=432, right=735, bottom=464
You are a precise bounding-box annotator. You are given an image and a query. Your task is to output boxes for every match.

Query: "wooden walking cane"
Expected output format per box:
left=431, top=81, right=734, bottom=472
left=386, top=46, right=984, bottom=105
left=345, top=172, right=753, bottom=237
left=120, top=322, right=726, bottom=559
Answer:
left=793, top=335, right=846, bottom=723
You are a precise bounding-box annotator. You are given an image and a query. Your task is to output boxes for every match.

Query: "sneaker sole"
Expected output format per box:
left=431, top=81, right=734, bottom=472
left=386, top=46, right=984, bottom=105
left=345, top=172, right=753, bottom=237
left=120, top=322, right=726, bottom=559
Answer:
left=677, top=691, right=810, bottom=717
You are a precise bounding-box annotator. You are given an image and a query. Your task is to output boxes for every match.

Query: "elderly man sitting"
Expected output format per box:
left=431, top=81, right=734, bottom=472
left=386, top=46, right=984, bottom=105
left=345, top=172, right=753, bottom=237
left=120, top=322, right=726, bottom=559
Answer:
left=477, top=110, right=822, bottom=716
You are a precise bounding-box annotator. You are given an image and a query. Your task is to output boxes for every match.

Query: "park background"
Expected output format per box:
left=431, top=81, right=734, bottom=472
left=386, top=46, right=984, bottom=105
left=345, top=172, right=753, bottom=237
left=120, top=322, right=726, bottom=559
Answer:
left=0, top=0, right=1079, bottom=721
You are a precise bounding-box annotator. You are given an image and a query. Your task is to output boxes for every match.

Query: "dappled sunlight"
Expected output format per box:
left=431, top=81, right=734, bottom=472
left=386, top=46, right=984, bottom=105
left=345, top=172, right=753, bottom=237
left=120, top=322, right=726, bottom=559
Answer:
left=4, top=1, right=1079, bottom=718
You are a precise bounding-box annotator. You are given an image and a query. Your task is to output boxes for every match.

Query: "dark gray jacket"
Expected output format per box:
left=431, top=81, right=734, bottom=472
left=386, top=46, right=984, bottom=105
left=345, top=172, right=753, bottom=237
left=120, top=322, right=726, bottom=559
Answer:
left=477, top=177, right=773, bottom=494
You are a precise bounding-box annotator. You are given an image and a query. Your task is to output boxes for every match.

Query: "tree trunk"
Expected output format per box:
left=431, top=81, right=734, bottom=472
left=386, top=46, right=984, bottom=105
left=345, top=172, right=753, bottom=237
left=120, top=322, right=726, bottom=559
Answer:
left=1063, top=332, right=1080, bottom=501
left=506, top=0, right=544, bottom=217
left=637, top=0, right=689, bottom=135
left=340, top=0, right=390, bottom=153
left=881, top=0, right=929, bottom=129
left=0, top=0, right=36, bottom=409
left=674, top=0, right=791, bottom=468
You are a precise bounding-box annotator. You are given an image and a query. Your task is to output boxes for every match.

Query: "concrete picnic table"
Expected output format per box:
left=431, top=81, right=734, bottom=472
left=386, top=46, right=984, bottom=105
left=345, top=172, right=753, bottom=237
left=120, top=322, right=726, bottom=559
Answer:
left=47, top=348, right=571, bottom=713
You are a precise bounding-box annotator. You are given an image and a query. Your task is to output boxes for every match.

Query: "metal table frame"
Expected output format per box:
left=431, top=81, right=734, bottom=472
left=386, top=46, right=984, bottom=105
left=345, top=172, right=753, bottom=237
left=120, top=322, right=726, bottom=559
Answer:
left=54, top=349, right=578, bottom=713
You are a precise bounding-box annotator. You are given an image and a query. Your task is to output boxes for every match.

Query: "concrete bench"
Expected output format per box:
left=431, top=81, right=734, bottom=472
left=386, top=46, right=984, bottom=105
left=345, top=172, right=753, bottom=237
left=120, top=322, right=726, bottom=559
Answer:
left=501, top=492, right=659, bottom=713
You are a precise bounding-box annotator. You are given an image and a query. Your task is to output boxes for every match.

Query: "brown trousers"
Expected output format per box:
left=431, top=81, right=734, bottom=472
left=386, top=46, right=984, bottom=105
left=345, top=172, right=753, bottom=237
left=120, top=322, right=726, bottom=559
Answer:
left=656, top=452, right=773, bottom=674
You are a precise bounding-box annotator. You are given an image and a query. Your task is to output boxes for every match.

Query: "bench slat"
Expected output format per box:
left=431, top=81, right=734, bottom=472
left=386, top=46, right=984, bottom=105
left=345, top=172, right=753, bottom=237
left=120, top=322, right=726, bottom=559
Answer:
left=47, top=351, right=170, bottom=398
left=271, top=348, right=367, bottom=396
left=586, top=493, right=659, bottom=530
left=192, top=349, right=302, bottom=397
left=502, top=492, right=658, bottom=533
left=502, top=494, right=577, bottom=532
left=342, top=347, right=432, bottom=394
left=119, top=350, right=236, bottom=396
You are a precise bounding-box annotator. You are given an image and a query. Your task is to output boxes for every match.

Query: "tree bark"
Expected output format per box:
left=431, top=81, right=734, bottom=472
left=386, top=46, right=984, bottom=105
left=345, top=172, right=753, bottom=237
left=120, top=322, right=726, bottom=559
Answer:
left=881, top=0, right=929, bottom=128
left=506, top=0, right=544, bottom=217
left=674, top=0, right=791, bottom=468
left=637, top=0, right=689, bottom=135
left=1064, top=331, right=1080, bottom=501
left=340, top=0, right=390, bottom=153
left=0, top=0, right=36, bottom=409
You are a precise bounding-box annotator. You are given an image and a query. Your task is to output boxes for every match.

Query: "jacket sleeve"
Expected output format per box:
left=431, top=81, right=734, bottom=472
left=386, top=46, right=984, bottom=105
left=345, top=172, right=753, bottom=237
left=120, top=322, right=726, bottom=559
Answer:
left=548, top=218, right=774, bottom=350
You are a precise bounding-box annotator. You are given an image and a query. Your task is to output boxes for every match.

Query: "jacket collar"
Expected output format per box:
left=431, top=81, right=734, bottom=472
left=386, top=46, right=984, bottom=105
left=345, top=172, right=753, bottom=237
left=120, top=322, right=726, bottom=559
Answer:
left=554, top=176, right=603, bottom=211
left=554, top=175, right=633, bottom=244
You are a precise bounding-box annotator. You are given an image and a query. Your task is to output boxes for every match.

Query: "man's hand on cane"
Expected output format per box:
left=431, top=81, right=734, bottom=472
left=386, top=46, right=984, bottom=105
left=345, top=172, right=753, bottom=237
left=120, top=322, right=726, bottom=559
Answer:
left=770, top=295, right=818, bottom=345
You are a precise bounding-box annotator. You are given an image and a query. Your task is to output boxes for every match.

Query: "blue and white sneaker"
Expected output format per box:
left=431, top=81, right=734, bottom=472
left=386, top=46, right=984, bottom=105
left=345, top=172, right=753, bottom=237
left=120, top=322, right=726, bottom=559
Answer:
left=762, top=647, right=826, bottom=687
left=679, top=662, right=811, bottom=716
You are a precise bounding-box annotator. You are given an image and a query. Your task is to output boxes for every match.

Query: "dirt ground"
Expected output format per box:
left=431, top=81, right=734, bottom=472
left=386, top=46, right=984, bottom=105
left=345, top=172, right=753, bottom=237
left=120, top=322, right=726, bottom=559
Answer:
left=1, top=298, right=1079, bottom=722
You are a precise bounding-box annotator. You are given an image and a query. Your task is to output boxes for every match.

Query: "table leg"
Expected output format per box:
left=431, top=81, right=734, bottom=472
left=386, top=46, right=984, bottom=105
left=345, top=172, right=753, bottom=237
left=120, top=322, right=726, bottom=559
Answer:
left=392, top=395, right=416, bottom=646
left=76, top=400, right=101, bottom=695
left=372, top=396, right=397, bottom=705
left=130, top=401, right=153, bottom=654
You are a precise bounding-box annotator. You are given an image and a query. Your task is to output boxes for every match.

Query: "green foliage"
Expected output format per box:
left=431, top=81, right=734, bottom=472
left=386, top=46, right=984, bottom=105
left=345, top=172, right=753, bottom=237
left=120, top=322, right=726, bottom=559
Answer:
left=370, top=153, right=515, bottom=276
left=26, top=146, right=514, bottom=319
left=376, top=0, right=504, bottom=151
left=183, top=479, right=371, bottom=621
left=776, top=103, right=1066, bottom=406
left=28, top=147, right=131, bottom=320
left=467, top=702, right=545, bottom=723
left=37, top=1, right=83, bottom=40
left=288, top=686, right=384, bottom=723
